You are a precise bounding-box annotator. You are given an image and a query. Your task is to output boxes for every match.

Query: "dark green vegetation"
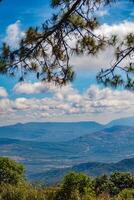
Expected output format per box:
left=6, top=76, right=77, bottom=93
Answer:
left=0, top=116, right=134, bottom=184
left=0, top=157, right=134, bottom=200
left=0, top=0, right=134, bottom=89
left=0, top=157, right=24, bottom=185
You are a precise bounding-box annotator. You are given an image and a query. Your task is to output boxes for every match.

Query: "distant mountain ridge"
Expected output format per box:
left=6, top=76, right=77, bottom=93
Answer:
left=0, top=125, right=134, bottom=176
left=0, top=115, right=133, bottom=142
left=61, top=125, right=134, bottom=163
left=107, top=116, right=134, bottom=127
left=0, top=116, right=134, bottom=184
left=0, top=121, right=104, bottom=142
left=29, top=158, right=134, bottom=184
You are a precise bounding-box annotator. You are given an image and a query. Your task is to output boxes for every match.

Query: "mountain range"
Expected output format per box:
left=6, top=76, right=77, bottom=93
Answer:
left=0, top=121, right=104, bottom=142
left=30, top=158, right=134, bottom=185
left=107, top=116, right=134, bottom=127
left=0, top=115, right=134, bottom=183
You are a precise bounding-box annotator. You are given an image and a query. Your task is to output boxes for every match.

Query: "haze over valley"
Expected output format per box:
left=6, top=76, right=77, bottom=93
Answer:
left=0, top=116, right=134, bottom=184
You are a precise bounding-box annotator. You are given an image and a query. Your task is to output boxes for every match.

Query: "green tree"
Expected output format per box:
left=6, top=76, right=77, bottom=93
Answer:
left=54, top=172, right=94, bottom=200
left=0, top=157, right=25, bottom=185
left=0, top=0, right=134, bottom=89
left=110, top=172, right=134, bottom=196
left=94, top=174, right=114, bottom=196
left=94, top=172, right=134, bottom=197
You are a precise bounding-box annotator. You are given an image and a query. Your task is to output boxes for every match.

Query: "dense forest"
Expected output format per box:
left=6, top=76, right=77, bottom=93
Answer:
left=0, top=157, right=134, bottom=200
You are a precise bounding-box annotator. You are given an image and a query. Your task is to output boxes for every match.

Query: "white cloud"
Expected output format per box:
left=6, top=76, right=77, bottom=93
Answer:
left=4, top=20, right=134, bottom=72
left=96, top=9, right=108, bottom=17
left=0, top=98, right=12, bottom=114
left=1, top=83, right=134, bottom=125
left=72, top=21, right=134, bottom=71
left=5, top=20, right=25, bottom=49
left=1, top=21, right=134, bottom=125
left=0, top=87, right=8, bottom=97
left=14, top=82, right=57, bottom=94
left=95, top=21, right=134, bottom=39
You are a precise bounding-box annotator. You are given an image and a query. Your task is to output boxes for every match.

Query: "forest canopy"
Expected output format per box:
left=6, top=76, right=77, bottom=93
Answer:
left=0, top=157, right=134, bottom=200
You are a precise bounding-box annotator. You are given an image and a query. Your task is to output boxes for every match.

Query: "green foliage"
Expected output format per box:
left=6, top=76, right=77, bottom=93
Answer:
left=54, top=172, right=94, bottom=200
left=0, top=157, right=25, bottom=185
left=94, top=174, right=114, bottom=196
left=110, top=172, right=134, bottom=196
left=0, top=157, right=134, bottom=200
left=0, top=183, right=46, bottom=200
left=117, top=189, right=134, bottom=200
left=97, top=32, right=134, bottom=90
left=44, top=187, right=58, bottom=200
left=94, top=172, right=134, bottom=197
left=0, top=59, right=7, bottom=73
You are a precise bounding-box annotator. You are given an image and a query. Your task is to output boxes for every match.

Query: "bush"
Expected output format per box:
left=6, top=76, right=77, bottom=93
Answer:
left=94, top=174, right=114, bottom=196
left=1, top=157, right=134, bottom=200
left=44, top=187, right=58, bottom=200
left=54, top=172, right=95, bottom=200
left=94, top=172, right=134, bottom=196
left=0, top=183, right=46, bottom=200
left=117, top=189, right=134, bottom=200
left=110, top=172, right=134, bottom=196
left=95, top=193, right=112, bottom=200
left=0, top=157, right=25, bottom=185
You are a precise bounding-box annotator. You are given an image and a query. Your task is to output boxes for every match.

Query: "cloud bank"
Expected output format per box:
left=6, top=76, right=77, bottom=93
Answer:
left=0, top=83, right=134, bottom=125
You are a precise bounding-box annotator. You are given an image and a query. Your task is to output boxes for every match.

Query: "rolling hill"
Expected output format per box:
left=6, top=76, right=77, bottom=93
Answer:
left=0, top=125, right=134, bottom=182
left=30, top=158, right=134, bottom=185
left=107, top=116, right=134, bottom=127
left=0, top=116, right=134, bottom=184
left=61, top=125, right=134, bottom=163
left=0, top=121, right=104, bottom=142
left=0, top=116, right=133, bottom=142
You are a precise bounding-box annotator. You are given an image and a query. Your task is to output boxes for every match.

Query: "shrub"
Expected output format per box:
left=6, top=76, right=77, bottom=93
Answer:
left=54, top=172, right=95, bottom=200
left=117, top=189, right=134, bottom=200
left=94, top=174, right=114, bottom=196
left=0, top=183, right=46, bottom=200
left=94, top=172, right=134, bottom=196
left=0, top=157, right=25, bottom=185
left=110, top=172, right=134, bottom=196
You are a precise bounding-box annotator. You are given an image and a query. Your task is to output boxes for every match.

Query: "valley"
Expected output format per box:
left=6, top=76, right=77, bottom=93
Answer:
left=0, top=116, right=134, bottom=184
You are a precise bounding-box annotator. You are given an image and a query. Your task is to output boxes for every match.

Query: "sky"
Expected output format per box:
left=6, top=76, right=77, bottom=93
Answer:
left=0, top=0, right=134, bottom=126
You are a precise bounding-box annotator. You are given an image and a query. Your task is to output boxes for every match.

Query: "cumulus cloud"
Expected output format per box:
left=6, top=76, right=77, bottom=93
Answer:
left=4, top=20, right=134, bottom=72
left=0, top=87, right=8, bottom=97
left=5, top=20, right=25, bottom=49
left=95, top=21, right=134, bottom=39
left=1, top=83, right=134, bottom=125
left=14, top=82, right=58, bottom=95
left=72, top=21, right=134, bottom=71
left=1, top=20, right=134, bottom=125
left=0, top=98, right=12, bottom=114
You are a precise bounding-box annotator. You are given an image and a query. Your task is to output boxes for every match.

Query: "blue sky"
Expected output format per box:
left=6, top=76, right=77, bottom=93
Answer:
left=0, top=0, right=50, bottom=35
left=0, top=0, right=134, bottom=125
